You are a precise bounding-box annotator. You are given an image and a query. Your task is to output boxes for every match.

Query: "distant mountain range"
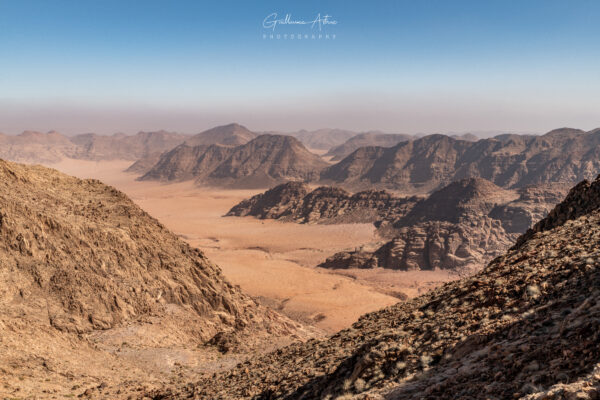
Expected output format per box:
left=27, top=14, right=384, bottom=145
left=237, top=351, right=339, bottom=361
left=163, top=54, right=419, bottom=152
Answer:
left=324, top=132, right=415, bottom=161
left=0, top=129, right=188, bottom=164
left=321, top=127, right=600, bottom=192
left=4, top=125, right=600, bottom=193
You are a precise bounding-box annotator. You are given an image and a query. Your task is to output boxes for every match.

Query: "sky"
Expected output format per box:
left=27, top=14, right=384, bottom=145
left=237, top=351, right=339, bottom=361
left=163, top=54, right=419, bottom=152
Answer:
left=0, top=0, right=599, bottom=135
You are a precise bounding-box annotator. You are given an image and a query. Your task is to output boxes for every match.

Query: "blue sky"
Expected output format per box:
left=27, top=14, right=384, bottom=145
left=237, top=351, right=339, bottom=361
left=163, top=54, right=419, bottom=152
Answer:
left=0, top=0, right=599, bottom=134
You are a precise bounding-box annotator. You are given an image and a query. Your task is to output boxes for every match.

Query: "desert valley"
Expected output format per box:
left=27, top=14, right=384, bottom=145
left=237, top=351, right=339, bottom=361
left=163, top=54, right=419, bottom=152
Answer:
left=1, top=123, right=600, bottom=399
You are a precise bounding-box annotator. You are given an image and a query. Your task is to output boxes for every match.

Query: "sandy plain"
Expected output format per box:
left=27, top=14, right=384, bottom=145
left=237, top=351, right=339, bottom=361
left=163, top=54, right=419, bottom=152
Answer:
left=51, top=158, right=456, bottom=333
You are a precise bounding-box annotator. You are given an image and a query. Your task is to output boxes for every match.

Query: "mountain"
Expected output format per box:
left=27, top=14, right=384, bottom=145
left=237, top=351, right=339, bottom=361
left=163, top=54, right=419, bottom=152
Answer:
left=227, top=181, right=421, bottom=224
left=70, top=130, right=187, bottom=161
left=185, top=123, right=257, bottom=147
left=284, top=128, right=357, bottom=150
left=321, top=127, right=600, bottom=192
left=325, top=132, right=415, bottom=161
left=0, top=130, right=80, bottom=163
left=396, top=177, right=517, bottom=226
left=0, top=160, right=312, bottom=397
left=227, top=178, right=565, bottom=272
left=321, top=178, right=565, bottom=272
left=125, top=124, right=253, bottom=175
left=140, top=144, right=235, bottom=181
left=141, top=134, right=329, bottom=188
left=154, top=175, right=600, bottom=399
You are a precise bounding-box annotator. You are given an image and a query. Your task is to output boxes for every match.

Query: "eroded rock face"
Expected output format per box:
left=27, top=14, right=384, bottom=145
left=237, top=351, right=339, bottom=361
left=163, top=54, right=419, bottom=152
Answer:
left=226, top=182, right=421, bottom=224
left=154, top=175, right=600, bottom=399
left=0, top=159, right=305, bottom=343
left=321, top=127, right=600, bottom=192
left=322, top=217, right=516, bottom=272
left=319, top=178, right=567, bottom=271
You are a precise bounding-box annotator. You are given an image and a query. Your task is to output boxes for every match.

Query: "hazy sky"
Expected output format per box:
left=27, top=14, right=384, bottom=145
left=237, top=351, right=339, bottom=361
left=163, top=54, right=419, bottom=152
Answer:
left=1, top=0, right=599, bottom=135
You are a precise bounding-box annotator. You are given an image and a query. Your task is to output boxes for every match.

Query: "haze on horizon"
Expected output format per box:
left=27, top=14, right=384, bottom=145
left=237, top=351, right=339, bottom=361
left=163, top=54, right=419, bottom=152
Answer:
left=1, top=0, right=599, bottom=135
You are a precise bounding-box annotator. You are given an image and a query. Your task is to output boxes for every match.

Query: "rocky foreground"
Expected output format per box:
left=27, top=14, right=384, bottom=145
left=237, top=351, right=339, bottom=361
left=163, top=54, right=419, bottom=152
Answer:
left=153, top=175, right=600, bottom=399
left=0, top=160, right=315, bottom=399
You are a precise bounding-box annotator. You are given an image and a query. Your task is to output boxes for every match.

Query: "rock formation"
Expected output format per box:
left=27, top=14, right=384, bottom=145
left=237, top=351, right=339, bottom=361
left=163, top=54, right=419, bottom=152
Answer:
left=325, top=132, right=414, bottom=161
left=321, top=178, right=566, bottom=272
left=141, top=134, right=329, bottom=188
left=154, top=175, right=600, bottom=399
left=321, top=127, right=600, bottom=192
left=228, top=178, right=566, bottom=272
left=226, top=181, right=421, bottom=224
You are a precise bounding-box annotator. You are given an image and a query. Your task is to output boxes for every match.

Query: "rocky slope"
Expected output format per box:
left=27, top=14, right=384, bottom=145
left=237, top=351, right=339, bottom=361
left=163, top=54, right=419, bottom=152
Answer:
left=226, top=182, right=421, bottom=224
left=154, top=175, right=600, bottom=399
left=141, top=134, right=329, bottom=188
left=0, top=130, right=81, bottom=163
left=325, top=132, right=414, bottom=161
left=321, top=127, right=600, bottom=192
left=0, top=160, right=313, bottom=398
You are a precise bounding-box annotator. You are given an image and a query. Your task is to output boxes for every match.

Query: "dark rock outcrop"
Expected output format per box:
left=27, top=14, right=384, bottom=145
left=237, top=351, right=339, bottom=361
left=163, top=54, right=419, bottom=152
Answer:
left=227, top=182, right=420, bottom=224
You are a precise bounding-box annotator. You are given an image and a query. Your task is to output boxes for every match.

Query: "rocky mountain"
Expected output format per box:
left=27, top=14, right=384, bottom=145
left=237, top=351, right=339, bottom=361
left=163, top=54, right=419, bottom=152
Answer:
left=325, top=132, right=415, bottom=161
left=141, top=134, right=329, bottom=188
left=154, top=175, right=600, bottom=399
left=0, top=130, right=80, bottom=163
left=229, top=178, right=566, bottom=272
left=185, top=123, right=257, bottom=147
left=0, top=160, right=312, bottom=398
left=125, top=124, right=255, bottom=175
left=70, top=130, right=187, bottom=161
left=322, top=178, right=566, bottom=272
left=227, top=181, right=421, bottom=224
left=321, top=127, right=600, bottom=193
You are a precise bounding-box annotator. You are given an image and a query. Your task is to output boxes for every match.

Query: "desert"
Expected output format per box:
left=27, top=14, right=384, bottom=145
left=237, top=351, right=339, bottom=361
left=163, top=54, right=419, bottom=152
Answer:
left=2, top=2, right=600, bottom=399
